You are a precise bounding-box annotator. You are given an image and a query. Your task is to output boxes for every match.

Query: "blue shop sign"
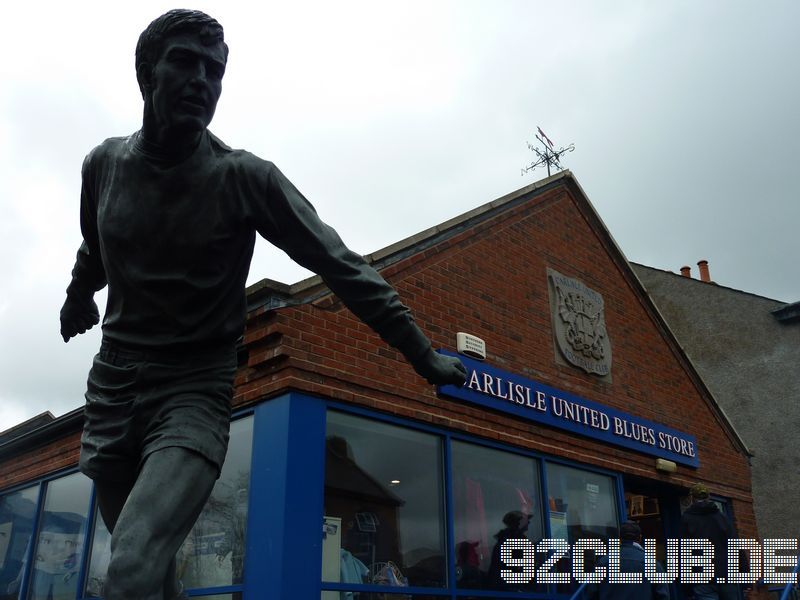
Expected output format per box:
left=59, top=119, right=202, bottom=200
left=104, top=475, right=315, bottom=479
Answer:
left=437, top=351, right=699, bottom=468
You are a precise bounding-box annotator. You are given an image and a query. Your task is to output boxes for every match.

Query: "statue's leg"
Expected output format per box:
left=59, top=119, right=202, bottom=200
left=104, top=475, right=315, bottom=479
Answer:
left=163, top=558, right=185, bottom=600
left=95, top=478, right=134, bottom=533
left=103, top=446, right=218, bottom=600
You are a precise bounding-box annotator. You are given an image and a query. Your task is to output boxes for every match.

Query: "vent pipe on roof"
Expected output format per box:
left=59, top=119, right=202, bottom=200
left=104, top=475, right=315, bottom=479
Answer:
left=680, top=266, right=691, bottom=278
left=697, top=260, right=711, bottom=282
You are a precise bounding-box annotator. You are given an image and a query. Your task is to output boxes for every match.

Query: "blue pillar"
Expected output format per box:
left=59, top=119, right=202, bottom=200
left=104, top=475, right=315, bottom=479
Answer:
left=244, top=393, right=327, bottom=598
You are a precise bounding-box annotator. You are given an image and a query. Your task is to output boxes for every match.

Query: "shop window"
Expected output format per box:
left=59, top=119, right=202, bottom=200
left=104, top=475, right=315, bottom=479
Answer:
left=545, top=463, right=619, bottom=595
left=0, top=485, right=39, bottom=600
left=545, top=463, right=618, bottom=544
left=84, top=516, right=108, bottom=598
left=178, top=416, right=254, bottom=589
left=28, top=473, right=93, bottom=600
left=322, top=411, right=446, bottom=592
left=84, top=415, right=254, bottom=597
left=451, top=441, right=545, bottom=593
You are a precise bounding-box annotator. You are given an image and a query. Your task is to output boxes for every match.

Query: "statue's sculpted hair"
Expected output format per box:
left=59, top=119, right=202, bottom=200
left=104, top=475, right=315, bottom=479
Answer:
left=135, top=9, right=228, bottom=97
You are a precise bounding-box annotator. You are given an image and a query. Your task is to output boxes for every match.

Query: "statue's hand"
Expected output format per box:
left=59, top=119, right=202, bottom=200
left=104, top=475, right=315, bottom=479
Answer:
left=411, top=348, right=468, bottom=386
left=60, top=295, right=99, bottom=342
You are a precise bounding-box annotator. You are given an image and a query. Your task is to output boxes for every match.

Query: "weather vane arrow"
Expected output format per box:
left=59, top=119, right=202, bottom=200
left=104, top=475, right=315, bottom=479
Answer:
left=522, top=126, right=575, bottom=177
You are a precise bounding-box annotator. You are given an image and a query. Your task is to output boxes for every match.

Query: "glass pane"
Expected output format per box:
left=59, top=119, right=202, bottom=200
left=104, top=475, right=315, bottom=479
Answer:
left=0, top=485, right=39, bottom=600
left=323, top=411, right=446, bottom=588
left=546, top=463, right=619, bottom=595
left=28, top=473, right=92, bottom=600
left=451, top=441, right=545, bottom=593
left=545, top=463, right=618, bottom=543
left=85, top=416, right=254, bottom=597
left=84, top=514, right=109, bottom=598
left=178, top=416, right=254, bottom=590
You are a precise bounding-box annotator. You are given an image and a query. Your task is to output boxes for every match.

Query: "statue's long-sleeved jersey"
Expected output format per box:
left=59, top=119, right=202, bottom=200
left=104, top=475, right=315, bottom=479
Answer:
left=66, top=130, right=430, bottom=358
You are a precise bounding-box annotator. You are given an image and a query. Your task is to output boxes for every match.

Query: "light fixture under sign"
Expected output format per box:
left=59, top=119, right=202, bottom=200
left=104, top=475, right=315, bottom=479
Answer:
left=457, top=332, right=486, bottom=360
left=655, top=458, right=677, bottom=473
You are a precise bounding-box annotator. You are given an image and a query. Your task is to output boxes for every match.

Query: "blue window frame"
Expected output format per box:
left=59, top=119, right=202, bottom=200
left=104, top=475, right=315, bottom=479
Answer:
left=0, top=482, right=41, bottom=599
left=0, top=467, right=91, bottom=600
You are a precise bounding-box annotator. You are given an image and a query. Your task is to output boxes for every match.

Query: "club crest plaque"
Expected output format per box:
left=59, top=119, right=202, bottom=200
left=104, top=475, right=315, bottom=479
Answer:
left=547, top=268, right=612, bottom=377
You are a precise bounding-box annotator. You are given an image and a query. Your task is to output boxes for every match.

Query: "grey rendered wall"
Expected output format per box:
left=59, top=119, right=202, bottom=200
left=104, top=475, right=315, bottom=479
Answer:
left=633, top=264, right=800, bottom=540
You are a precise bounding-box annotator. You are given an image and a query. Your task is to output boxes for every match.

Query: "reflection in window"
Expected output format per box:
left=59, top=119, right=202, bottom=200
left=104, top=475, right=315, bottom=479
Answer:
left=85, top=416, right=254, bottom=597
left=0, top=485, right=39, bottom=600
left=545, top=463, right=618, bottom=543
left=451, top=441, right=544, bottom=593
left=546, top=463, right=619, bottom=595
left=322, top=411, right=446, bottom=591
left=28, top=473, right=92, bottom=600
left=84, top=515, right=109, bottom=598
left=178, top=416, right=254, bottom=590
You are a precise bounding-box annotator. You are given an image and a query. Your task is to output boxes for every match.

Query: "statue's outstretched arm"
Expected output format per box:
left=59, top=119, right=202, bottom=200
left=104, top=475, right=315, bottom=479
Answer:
left=255, top=164, right=466, bottom=387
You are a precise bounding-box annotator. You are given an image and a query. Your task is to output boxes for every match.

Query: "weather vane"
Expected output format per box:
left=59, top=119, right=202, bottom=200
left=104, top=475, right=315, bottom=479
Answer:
left=521, top=126, right=575, bottom=177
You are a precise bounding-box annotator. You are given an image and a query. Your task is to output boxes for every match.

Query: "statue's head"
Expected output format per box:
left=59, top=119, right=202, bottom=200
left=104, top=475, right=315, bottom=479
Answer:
left=136, top=9, right=229, bottom=135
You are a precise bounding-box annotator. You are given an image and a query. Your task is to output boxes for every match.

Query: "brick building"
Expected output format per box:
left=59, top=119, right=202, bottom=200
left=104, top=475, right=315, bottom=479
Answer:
left=0, top=172, right=758, bottom=599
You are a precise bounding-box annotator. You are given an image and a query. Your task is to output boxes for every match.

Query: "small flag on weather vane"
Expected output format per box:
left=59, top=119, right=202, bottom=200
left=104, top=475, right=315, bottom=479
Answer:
left=537, top=126, right=554, bottom=149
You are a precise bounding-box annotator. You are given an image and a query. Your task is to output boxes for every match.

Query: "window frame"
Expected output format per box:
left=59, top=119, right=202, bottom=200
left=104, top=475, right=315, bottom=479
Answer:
left=321, top=399, right=624, bottom=599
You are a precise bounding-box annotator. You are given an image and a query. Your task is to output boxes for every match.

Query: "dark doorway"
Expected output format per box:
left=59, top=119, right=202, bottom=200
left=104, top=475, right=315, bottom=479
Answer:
left=623, top=475, right=686, bottom=600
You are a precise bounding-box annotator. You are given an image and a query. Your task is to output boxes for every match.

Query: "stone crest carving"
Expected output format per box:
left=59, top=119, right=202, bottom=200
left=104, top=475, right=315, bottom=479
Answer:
left=547, top=268, right=612, bottom=376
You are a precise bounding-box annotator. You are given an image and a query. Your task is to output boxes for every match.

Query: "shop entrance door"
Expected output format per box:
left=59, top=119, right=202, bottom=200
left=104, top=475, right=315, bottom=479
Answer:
left=622, top=475, right=685, bottom=600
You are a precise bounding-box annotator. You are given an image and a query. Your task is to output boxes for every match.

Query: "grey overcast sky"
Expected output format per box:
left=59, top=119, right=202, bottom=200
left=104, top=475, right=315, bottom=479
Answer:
left=2, top=1, right=798, bottom=430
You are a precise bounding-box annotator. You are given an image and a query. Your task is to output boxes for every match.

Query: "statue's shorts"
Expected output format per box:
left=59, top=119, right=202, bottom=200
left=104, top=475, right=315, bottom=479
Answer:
left=79, top=338, right=238, bottom=483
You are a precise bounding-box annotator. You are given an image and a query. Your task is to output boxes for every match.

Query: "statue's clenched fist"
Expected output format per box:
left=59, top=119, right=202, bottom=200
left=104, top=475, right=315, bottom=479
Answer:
left=60, top=294, right=99, bottom=342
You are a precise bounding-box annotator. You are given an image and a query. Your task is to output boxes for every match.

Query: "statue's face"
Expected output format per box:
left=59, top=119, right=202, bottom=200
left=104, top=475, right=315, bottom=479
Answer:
left=147, top=32, right=226, bottom=135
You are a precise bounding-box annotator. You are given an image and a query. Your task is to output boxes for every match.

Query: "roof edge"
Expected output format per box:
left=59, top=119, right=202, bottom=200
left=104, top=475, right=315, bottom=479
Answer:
left=625, top=264, right=753, bottom=457
left=771, top=300, right=800, bottom=323
left=631, top=262, right=788, bottom=305
left=0, top=408, right=83, bottom=464
left=246, top=171, right=571, bottom=309
left=557, top=179, right=753, bottom=458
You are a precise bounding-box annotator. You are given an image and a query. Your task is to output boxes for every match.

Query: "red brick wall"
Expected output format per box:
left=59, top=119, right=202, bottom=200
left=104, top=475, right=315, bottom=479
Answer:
left=0, top=431, right=81, bottom=490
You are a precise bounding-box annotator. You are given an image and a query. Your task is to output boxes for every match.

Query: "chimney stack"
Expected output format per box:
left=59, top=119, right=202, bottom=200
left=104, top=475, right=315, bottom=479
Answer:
left=697, top=260, right=711, bottom=282
left=680, top=266, right=691, bottom=278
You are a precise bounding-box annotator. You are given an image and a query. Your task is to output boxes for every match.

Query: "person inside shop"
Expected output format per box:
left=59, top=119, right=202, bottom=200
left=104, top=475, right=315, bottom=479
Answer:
left=456, top=540, right=483, bottom=588
left=679, top=484, right=742, bottom=600
left=487, top=510, right=533, bottom=589
left=584, top=520, right=669, bottom=600
left=58, top=9, right=467, bottom=600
